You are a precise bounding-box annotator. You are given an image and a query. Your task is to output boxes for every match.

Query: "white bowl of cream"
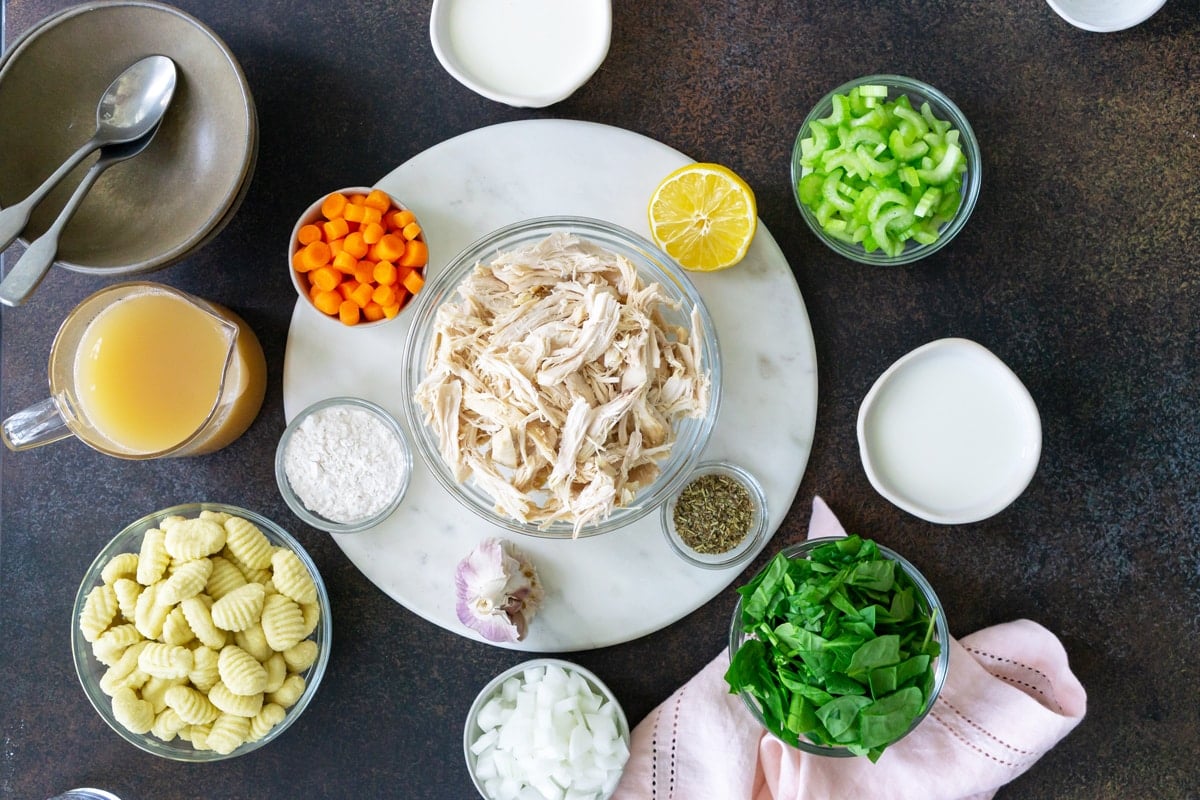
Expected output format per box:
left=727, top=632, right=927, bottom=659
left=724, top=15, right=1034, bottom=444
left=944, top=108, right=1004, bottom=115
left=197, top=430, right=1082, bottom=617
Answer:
left=857, top=338, right=1042, bottom=525
left=1044, top=0, right=1165, bottom=31
left=429, top=0, right=612, bottom=108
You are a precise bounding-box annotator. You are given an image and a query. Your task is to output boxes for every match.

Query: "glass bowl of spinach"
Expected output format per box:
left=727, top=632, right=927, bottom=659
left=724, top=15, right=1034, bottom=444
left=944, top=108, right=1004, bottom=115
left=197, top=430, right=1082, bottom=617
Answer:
left=725, top=535, right=949, bottom=761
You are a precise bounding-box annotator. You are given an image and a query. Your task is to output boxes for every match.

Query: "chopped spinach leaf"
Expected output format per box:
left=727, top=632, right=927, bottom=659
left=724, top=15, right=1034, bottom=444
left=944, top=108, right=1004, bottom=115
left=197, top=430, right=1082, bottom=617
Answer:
left=725, top=535, right=942, bottom=761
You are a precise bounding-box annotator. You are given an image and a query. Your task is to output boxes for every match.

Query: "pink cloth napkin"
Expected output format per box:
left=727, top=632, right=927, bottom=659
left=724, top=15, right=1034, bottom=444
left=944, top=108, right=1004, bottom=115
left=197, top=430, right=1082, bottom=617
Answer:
left=612, top=497, right=1086, bottom=800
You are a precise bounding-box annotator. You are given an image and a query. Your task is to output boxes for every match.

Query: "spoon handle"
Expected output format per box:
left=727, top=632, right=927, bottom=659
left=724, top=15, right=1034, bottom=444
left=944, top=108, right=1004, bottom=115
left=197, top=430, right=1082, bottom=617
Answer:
left=0, top=158, right=109, bottom=307
left=0, top=138, right=97, bottom=254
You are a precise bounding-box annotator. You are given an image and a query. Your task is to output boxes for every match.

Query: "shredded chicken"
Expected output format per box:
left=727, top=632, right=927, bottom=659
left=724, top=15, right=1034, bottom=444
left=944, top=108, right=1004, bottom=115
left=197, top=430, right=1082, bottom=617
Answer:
left=414, top=232, right=710, bottom=536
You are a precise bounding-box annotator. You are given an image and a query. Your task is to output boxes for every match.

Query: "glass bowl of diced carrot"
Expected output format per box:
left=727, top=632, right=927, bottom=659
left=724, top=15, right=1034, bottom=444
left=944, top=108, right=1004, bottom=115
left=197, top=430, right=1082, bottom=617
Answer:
left=288, top=186, right=429, bottom=327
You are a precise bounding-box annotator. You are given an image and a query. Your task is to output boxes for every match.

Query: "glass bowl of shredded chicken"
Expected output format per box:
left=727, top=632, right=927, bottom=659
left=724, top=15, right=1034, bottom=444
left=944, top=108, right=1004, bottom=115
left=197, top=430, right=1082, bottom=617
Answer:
left=402, top=216, right=721, bottom=538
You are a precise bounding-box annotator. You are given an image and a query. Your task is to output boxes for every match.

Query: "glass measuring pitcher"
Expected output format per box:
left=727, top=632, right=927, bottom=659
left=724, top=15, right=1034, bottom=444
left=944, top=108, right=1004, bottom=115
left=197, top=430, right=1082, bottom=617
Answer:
left=2, top=282, right=266, bottom=458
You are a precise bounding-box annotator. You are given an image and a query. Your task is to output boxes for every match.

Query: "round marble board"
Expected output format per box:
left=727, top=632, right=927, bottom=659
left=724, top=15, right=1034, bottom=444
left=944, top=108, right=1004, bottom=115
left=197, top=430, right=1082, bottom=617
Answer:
left=282, top=119, right=817, bottom=651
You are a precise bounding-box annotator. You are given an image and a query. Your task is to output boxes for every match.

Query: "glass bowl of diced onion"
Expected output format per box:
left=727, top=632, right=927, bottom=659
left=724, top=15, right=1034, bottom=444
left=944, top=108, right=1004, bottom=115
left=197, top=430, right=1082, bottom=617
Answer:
left=71, top=502, right=331, bottom=761
left=463, top=658, right=630, bottom=800
left=791, top=74, right=981, bottom=266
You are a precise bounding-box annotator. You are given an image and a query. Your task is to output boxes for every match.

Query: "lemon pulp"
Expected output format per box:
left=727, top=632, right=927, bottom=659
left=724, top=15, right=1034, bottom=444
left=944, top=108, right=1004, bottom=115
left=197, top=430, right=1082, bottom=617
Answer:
left=647, top=162, right=757, bottom=271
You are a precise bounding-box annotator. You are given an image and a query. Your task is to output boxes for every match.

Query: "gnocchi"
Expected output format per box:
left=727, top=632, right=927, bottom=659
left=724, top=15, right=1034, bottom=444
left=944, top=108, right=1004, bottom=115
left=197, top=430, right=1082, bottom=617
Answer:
left=261, top=593, right=306, bottom=652
left=156, top=558, right=213, bottom=605
left=163, top=517, right=226, bottom=561
left=79, top=509, right=323, bottom=755
left=211, top=582, right=266, bottom=632
left=217, top=645, right=268, bottom=696
left=223, top=516, right=273, bottom=571
left=79, top=584, right=119, bottom=642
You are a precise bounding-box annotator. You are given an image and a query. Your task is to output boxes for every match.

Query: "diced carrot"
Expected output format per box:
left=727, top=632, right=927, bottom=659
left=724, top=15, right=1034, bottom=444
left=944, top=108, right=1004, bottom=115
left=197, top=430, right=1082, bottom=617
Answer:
left=321, top=192, right=348, bottom=220
left=362, top=301, right=385, bottom=322
left=374, top=233, right=406, bottom=262
left=373, top=260, right=397, bottom=285
left=297, top=224, right=323, bottom=245
left=296, top=188, right=428, bottom=326
left=313, top=289, right=342, bottom=315
left=399, top=240, right=428, bottom=269
left=353, top=262, right=375, bottom=285
left=390, top=209, right=415, bottom=230
left=350, top=282, right=374, bottom=308
left=382, top=297, right=404, bottom=319
left=322, top=217, right=349, bottom=241
left=343, top=231, right=369, bottom=259
left=372, top=284, right=396, bottom=307
left=338, top=300, right=360, bottom=326
left=332, top=250, right=358, bottom=274
left=298, top=241, right=332, bottom=272
left=310, top=265, right=341, bottom=292
left=402, top=269, right=425, bottom=295
left=361, top=221, right=385, bottom=244
left=364, top=189, right=391, bottom=212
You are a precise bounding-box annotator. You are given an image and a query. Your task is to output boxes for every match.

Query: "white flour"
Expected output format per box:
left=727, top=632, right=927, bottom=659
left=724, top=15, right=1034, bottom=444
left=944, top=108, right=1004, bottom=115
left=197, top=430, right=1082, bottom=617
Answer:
left=283, top=403, right=406, bottom=524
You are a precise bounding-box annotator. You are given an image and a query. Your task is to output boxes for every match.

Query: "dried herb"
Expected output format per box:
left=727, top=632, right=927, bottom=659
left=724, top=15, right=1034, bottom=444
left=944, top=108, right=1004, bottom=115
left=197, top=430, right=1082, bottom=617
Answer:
left=672, top=473, right=754, bottom=553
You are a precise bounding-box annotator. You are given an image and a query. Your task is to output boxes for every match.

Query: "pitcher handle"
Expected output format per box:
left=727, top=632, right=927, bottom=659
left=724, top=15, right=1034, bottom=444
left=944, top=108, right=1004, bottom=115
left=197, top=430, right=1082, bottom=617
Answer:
left=2, top=397, right=72, bottom=451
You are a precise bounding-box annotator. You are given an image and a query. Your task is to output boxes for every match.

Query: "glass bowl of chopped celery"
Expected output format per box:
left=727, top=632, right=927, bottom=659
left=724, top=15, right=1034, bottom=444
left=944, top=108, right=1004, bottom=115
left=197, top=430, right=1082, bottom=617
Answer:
left=726, top=535, right=950, bottom=760
left=792, top=75, right=981, bottom=266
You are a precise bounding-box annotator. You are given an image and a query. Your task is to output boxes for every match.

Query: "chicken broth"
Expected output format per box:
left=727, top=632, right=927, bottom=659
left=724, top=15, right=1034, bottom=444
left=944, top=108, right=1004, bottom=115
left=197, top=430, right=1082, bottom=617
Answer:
left=72, top=288, right=266, bottom=456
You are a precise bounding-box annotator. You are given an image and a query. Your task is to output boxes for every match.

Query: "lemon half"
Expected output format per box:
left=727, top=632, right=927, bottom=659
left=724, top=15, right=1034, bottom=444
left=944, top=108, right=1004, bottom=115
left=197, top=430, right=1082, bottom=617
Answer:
left=647, top=162, right=758, bottom=271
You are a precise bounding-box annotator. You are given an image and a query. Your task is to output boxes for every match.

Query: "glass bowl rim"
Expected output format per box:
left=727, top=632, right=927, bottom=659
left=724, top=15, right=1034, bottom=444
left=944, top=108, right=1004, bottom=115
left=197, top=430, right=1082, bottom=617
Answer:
left=462, top=657, right=631, bottom=800
left=401, top=214, right=723, bottom=538
left=275, top=395, right=413, bottom=533
left=661, top=459, right=769, bottom=570
left=71, top=501, right=332, bottom=762
left=726, top=535, right=950, bottom=756
left=791, top=73, right=982, bottom=266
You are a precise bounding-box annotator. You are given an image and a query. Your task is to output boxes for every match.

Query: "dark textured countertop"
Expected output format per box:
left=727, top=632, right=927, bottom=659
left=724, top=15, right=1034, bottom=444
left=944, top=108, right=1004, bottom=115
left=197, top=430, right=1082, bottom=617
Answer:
left=3, top=1, right=1199, bottom=798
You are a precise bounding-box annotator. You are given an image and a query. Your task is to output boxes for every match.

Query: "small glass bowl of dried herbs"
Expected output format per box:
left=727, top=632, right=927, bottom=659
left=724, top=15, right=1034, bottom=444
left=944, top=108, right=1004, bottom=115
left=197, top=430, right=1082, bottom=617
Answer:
left=661, top=461, right=767, bottom=569
left=725, top=535, right=949, bottom=761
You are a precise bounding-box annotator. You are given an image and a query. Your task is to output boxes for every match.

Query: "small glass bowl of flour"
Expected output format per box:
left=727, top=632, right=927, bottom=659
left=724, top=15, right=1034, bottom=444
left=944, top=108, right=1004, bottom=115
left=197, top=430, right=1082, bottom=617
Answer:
left=275, top=396, right=412, bottom=533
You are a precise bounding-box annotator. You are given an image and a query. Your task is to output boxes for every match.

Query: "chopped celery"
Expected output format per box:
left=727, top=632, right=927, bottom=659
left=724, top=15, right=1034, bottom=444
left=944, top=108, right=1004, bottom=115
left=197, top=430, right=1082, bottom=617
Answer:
left=796, top=84, right=969, bottom=256
left=914, top=187, right=942, bottom=218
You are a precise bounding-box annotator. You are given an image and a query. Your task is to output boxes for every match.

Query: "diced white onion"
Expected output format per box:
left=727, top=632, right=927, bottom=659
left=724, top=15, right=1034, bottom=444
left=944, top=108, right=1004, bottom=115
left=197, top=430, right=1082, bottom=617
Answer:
left=470, top=664, right=628, bottom=800
left=472, top=728, right=499, bottom=757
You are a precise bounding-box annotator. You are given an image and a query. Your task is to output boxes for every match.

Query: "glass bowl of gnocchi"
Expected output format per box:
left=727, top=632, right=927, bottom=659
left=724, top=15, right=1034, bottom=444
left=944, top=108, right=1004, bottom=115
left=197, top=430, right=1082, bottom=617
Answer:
left=71, top=502, right=332, bottom=761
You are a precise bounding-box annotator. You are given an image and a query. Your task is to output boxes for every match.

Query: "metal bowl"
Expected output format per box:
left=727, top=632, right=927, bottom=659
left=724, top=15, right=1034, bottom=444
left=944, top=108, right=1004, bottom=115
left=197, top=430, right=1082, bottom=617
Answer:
left=0, top=1, right=257, bottom=279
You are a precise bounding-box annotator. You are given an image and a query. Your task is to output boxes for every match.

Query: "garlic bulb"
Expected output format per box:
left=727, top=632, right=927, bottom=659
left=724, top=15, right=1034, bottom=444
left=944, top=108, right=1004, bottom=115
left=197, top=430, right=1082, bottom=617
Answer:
left=455, top=538, right=544, bottom=642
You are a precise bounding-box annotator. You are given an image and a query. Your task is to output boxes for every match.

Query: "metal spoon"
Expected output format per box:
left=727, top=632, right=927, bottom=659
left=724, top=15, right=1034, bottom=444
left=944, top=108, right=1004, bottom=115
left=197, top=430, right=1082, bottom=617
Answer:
left=0, top=55, right=177, bottom=254
left=0, top=124, right=165, bottom=306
